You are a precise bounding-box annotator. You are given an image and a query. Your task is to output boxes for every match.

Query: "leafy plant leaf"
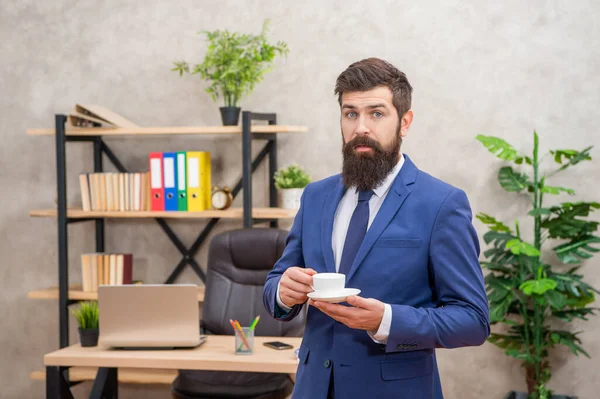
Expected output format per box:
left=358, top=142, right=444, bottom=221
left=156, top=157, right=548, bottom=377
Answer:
left=484, top=231, right=516, bottom=247
left=551, top=271, right=600, bottom=297
left=488, top=333, right=524, bottom=351
left=480, top=261, right=515, bottom=274
left=505, top=349, right=540, bottom=363
left=476, top=213, right=513, bottom=233
left=498, top=166, right=532, bottom=192
left=520, top=279, right=557, bottom=295
left=540, top=186, right=575, bottom=196
left=476, top=135, right=520, bottom=161
left=553, top=235, right=600, bottom=264
left=490, top=295, right=515, bottom=323
left=483, top=247, right=518, bottom=265
left=506, top=239, right=541, bottom=256
left=571, top=292, right=596, bottom=308
left=529, top=208, right=551, bottom=216
left=476, top=135, right=533, bottom=165
left=550, top=146, right=593, bottom=173
left=542, top=202, right=600, bottom=239
left=544, top=290, right=568, bottom=310
left=549, top=330, right=590, bottom=358
left=552, top=307, right=598, bottom=322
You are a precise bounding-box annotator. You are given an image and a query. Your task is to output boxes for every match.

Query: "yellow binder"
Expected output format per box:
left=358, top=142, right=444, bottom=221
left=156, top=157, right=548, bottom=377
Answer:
left=187, top=152, right=210, bottom=211
left=201, top=152, right=211, bottom=210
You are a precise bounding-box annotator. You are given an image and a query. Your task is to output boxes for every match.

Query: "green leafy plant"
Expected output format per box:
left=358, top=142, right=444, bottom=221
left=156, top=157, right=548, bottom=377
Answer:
left=172, top=20, right=289, bottom=107
left=476, top=132, right=599, bottom=399
left=274, top=164, right=311, bottom=189
left=71, top=301, right=99, bottom=330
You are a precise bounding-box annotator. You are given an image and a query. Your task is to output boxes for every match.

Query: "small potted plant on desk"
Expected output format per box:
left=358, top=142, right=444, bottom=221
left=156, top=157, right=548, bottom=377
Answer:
left=172, top=19, right=288, bottom=126
left=274, top=164, right=311, bottom=209
left=71, top=301, right=99, bottom=347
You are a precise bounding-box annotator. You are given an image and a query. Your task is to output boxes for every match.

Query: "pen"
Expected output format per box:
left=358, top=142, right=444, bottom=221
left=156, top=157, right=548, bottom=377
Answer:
left=249, top=315, right=260, bottom=331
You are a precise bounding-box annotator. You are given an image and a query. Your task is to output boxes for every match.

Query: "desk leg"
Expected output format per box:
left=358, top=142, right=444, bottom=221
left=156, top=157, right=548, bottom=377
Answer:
left=89, top=367, right=118, bottom=399
left=46, top=366, right=74, bottom=399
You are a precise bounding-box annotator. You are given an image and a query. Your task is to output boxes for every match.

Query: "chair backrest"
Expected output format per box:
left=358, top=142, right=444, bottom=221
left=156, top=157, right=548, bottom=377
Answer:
left=202, top=228, right=305, bottom=337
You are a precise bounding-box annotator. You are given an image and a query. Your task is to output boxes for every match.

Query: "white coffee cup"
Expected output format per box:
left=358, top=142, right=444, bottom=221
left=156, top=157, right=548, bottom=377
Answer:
left=312, top=273, right=345, bottom=293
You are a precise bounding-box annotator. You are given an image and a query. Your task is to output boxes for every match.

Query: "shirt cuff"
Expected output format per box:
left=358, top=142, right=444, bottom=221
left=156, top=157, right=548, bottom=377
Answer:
left=276, top=280, right=293, bottom=311
left=368, top=303, right=392, bottom=343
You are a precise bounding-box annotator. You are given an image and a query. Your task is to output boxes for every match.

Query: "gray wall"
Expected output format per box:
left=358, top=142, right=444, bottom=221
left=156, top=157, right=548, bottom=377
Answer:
left=2, top=1, right=599, bottom=398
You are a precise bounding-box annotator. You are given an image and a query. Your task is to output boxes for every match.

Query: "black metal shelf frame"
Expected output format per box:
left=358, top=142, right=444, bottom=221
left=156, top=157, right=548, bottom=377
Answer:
left=53, top=111, right=280, bottom=351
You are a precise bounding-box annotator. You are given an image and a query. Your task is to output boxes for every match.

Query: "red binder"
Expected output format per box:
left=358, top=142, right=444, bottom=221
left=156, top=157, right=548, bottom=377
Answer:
left=149, top=152, right=165, bottom=211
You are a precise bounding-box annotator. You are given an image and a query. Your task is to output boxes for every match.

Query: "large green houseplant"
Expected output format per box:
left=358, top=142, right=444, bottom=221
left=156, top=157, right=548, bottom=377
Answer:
left=172, top=20, right=288, bottom=125
left=476, top=132, right=599, bottom=399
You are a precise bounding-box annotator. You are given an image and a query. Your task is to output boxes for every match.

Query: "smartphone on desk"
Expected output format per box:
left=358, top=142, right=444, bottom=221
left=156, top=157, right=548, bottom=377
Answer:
left=263, top=341, right=294, bottom=350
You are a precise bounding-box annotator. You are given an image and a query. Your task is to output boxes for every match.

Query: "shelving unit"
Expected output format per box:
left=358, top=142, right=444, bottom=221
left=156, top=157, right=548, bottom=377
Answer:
left=29, top=111, right=305, bottom=387
left=29, top=207, right=297, bottom=220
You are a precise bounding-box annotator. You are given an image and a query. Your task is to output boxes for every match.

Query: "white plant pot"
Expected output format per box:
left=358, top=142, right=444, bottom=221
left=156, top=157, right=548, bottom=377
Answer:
left=278, top=188, right=304, bottom=209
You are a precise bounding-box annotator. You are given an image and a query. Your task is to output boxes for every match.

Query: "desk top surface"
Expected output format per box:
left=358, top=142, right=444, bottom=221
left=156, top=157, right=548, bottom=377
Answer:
left=44, top=336, right=302, bottom=374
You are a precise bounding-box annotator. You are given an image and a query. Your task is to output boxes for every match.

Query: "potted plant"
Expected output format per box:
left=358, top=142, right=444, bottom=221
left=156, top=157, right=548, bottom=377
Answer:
left=274, top=164, right=311, bottom=209
left=71, top=301, right=99, bottom=347
left=476, top=132, right=599, bottom=399
left=172, top=20, right=288, bottom=126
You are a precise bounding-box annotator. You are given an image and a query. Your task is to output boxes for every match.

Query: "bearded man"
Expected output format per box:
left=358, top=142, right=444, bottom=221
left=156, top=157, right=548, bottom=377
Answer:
left=263, top=57, right=490, bottom=399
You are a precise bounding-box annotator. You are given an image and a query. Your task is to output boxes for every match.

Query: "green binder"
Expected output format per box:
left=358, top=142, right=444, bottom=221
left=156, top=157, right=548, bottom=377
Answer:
left=176, top=151, right=187, bottom=211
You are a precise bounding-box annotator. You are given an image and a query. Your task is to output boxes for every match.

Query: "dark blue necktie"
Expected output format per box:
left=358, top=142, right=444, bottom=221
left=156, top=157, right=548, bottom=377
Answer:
left=338, top=190, right=375, bottom=276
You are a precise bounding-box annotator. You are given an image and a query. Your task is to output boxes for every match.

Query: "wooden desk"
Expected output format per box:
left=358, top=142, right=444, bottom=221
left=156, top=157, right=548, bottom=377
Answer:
left=44, top=336, right=302, bottom=399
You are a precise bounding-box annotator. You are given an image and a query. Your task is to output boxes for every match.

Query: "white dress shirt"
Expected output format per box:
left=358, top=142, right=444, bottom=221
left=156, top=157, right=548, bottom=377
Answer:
left=277, top=154, right=405, bottom=343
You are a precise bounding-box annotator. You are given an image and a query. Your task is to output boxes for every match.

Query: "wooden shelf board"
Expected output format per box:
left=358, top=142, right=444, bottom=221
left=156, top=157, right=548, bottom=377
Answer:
left=26, top=125, right=308, bottom=136
left=31, top=366, right=176, bottom=384
left=28, top=286, right=205, bottom=302
left=29, top=207, right=298, bottom=220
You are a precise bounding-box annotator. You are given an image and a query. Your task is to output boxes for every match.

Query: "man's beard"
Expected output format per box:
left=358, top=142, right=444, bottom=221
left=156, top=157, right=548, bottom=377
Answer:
left=341, top=132, right=401, bottom=192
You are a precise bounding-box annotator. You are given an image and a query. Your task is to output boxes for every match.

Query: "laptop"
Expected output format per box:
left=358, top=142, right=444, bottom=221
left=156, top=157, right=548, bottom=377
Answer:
left=98, top=284, right=206, bottom=349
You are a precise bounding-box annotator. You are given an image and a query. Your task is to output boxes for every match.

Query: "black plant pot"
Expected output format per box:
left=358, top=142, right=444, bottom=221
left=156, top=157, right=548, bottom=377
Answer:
left=79, top=327, right=99, bottom=347
left=505, top=391, right=577, bottom=399
left=219, top=106, right=241, bottom=126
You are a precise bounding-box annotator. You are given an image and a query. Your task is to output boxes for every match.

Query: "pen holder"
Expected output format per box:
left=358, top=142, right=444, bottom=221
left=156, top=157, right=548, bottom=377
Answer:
left=235, top=327, right=254, bottom=355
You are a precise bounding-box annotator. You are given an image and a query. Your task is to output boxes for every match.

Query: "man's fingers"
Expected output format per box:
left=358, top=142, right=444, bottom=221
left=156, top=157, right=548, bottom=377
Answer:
left=311, top=301, right=356, bottom=319
left=281, top=277, right=313, bottom=294
left=281, top=293, right=307, bottom=307
left=288, top=268, right=315, bottom=286
left=282, top=290, right=308, bottom=301
left=346, top=295, right=371, bottom=309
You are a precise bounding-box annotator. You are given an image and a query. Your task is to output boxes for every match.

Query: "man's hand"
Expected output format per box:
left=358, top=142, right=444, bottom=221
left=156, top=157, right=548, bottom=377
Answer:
left=309, top=295, right=385, bottom=331
left=279, top=267, right=317, bottom=307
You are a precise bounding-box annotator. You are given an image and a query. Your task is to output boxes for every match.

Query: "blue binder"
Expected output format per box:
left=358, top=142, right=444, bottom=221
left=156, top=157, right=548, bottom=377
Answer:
left=162, top=152, right=178, bottom=211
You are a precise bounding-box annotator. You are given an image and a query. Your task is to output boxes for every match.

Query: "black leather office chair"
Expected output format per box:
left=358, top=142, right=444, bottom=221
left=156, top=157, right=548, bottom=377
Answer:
left=172, top=228, right=306, bottom=399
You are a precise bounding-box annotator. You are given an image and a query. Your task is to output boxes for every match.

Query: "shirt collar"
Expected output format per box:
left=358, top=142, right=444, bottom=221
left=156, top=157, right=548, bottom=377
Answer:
left=350, top=153, right=405, bottom=198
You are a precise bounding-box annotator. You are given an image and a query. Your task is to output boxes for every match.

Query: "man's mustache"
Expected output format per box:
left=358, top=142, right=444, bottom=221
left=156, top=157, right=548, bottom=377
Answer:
left=344, top=136, right=383, bottom=152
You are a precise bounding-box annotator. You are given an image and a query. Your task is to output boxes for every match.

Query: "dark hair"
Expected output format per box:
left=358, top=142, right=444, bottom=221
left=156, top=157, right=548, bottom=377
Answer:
left=334, top=58, right=413, bottom=119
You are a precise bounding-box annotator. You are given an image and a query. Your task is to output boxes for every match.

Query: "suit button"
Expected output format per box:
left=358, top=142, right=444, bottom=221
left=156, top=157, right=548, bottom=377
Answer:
left=324, top=359, right=331, bottom=368
left=396, top=344, right=403, bottom=350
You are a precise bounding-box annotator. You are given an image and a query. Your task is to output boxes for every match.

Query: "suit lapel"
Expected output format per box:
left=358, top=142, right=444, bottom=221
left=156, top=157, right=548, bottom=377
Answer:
left=346, top=154, right=418, bottom=282
left=321, top=177, right=346, bottom=273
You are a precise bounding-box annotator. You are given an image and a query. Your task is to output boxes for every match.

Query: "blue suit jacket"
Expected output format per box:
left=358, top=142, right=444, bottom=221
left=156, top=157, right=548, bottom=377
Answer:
left=263, top=154, right=490, bottom=399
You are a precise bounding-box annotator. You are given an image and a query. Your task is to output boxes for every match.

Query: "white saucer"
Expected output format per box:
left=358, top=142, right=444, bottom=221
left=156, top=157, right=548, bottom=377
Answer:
left=307, top=288, right=361, bottom=303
